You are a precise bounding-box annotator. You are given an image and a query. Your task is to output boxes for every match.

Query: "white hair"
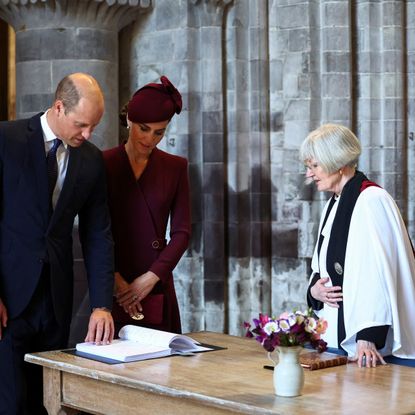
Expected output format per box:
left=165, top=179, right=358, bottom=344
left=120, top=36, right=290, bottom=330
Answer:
left=300, top=124, right=361, bottom=173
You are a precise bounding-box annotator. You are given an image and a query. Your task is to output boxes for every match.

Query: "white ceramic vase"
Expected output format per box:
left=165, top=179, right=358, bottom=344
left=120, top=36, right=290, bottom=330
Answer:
left=269, top=346, right=304, bottom=397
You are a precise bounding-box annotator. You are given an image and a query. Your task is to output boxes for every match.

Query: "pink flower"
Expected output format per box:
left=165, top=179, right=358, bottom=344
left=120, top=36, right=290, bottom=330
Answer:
left=279, top=311, right=290, bottom=319
left=316, top=318, right=328, bottom=335
left=259, top=313, right=270, bottom=326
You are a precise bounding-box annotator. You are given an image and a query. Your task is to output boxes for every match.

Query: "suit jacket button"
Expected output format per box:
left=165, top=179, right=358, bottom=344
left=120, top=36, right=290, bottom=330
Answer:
left=152, top=240, right=160, bottom=249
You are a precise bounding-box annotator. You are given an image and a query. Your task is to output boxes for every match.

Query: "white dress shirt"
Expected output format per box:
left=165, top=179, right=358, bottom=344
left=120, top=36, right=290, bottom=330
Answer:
left=40, top=111, right=69, bottom=208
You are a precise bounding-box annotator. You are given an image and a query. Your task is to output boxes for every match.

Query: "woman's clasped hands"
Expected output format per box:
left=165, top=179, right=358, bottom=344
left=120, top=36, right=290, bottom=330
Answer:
left=114, top=271, right=160, bottom=319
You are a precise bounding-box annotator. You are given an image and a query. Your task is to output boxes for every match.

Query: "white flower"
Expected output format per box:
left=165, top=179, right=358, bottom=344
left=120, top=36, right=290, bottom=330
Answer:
left=286, top=313, right=297, bottom=327
left=278, top=319, right=291, bottom=332
left=263, top=321, right=279, bottom=335
left=305, top=317, right=317, bottom=333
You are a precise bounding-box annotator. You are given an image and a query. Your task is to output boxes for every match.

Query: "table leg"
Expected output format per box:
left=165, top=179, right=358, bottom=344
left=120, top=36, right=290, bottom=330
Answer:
left=43, top=367, right=77, bottom=415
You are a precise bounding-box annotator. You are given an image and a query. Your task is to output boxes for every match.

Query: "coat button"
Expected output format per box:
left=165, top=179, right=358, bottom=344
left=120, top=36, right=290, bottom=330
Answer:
left=152, top=240, right=160, bottom=249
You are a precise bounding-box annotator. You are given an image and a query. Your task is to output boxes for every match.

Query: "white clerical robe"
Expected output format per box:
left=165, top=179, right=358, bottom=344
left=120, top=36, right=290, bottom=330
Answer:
left=311, top=186, right=415, bottom=358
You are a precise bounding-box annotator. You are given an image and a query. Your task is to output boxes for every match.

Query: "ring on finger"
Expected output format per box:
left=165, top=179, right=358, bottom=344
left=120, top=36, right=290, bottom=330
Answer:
left=133, top=295, right=138, bottom=301
left=132, top=312, right=144, bottom=321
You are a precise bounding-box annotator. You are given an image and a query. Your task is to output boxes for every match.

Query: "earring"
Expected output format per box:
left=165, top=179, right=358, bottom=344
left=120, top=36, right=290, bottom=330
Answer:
left=339, top=170, right=343, bottom=175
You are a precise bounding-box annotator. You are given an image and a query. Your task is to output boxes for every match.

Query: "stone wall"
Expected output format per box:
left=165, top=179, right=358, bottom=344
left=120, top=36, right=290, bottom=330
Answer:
left=1, top=0, right=414, bottom=342
left=119, top=0, right=415, bottom=336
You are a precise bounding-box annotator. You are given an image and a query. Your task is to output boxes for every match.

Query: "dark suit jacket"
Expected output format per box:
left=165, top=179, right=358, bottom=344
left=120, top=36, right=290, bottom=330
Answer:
left=0, top=113, right=114, bottom=327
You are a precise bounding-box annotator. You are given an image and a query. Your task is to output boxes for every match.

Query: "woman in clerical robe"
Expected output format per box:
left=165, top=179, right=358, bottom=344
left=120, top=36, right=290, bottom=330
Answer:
left=103, top=76, right=190, bottom=334
left=301, top=124, right=415, bottom=367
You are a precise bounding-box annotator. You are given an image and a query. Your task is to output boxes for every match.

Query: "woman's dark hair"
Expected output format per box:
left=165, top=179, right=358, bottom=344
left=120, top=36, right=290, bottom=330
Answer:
left=119, top=102, right=128, bottom=127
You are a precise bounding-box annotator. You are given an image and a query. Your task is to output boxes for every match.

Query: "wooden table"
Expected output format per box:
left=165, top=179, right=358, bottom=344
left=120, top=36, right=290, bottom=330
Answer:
left=25, top=331, right=415, bottom=415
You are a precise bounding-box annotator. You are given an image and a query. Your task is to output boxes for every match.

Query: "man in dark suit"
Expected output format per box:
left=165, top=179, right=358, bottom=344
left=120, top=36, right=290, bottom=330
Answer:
left=0, top=73, right=115, bottom=414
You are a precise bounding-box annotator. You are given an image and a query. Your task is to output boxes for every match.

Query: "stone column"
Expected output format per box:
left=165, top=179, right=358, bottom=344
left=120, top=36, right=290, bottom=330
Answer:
left=269, top=0, right=325, bottom=316
left=225, top=0, right=272, bottom=334
left=0, top=0, right=152, bottom=149
left=355, top=1, right=406, bottom=209
left=189, top=0, right=233, bottom=333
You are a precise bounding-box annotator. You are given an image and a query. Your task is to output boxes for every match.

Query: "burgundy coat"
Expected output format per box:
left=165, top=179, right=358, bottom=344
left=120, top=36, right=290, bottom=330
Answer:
left=103, top=145, right=191, bottom=333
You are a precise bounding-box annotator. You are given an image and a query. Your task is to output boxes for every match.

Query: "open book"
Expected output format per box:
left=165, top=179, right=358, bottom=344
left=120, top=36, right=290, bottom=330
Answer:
left=76, top=325, right=213, bottom=363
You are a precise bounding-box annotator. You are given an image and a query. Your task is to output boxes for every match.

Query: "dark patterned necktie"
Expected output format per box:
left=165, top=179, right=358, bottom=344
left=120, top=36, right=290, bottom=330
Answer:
left=46, top=138, right=62, bottom=202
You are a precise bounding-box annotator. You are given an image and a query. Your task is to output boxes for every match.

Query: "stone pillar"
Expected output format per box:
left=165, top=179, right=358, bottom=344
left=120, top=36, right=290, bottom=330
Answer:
left=269, top=0, right=323, bottom=315
left=0, top=0, right=152, bottom=149
left=355, top=1, right=406, bottom=209
left=188, top=0, right=233, bottom=333
left=226, top=0, right=272, bottom=334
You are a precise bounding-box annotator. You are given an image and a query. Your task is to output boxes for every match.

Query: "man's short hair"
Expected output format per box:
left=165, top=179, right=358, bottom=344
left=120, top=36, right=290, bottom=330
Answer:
left=54, top=75, right=81, bottom=114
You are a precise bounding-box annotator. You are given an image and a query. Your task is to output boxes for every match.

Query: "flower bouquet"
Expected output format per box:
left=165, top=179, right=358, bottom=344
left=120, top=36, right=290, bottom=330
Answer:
left=244, top=309, right=328, bottom=353
left=245, top=309, right=328, bottom=397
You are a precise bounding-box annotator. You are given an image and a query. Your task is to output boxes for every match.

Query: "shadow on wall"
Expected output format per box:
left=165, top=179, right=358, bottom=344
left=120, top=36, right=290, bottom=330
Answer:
left=68, top=165, right=318, bottom=343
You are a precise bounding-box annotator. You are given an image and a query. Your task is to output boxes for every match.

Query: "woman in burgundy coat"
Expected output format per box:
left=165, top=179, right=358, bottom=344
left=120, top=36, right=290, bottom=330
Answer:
left=103, top=76, right=190, bottom=334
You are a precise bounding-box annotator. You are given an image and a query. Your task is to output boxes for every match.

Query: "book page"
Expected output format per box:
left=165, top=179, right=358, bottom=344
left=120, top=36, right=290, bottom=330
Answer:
left=76, top=339, right=170, bottom=362
left=119, top=325, right=181, bottom=348
left=170, top=336, right=210, bottom=352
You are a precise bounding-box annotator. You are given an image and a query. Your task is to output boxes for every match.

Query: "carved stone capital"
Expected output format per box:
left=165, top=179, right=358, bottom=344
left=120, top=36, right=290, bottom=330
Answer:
left=189, top=0, right=234, bottom=25
left=0, top=0, right=152, bottom=32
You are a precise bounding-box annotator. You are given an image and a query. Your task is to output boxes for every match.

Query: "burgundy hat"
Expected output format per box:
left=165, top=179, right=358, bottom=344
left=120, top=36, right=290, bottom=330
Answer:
left=127, top=76, right=182, bottom=123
